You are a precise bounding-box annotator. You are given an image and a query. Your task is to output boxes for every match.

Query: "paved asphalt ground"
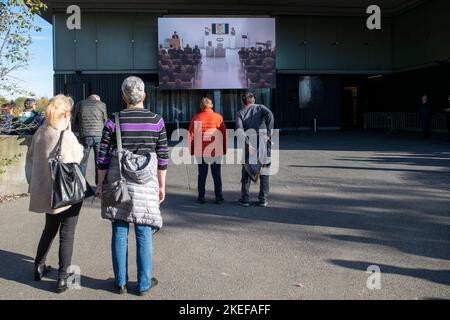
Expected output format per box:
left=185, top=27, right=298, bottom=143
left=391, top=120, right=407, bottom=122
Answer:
left=0, top=131, right=449, bottom=300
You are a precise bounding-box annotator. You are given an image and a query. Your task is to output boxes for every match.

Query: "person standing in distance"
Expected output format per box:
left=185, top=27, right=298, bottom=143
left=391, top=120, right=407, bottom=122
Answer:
left=443, top=95, right=450, bottom=142
left=189, top=97, right=227, bottom=204
left=17, top=98, right=44, bottom=134
left=236, top=92, right=274, bottom=207
left=419, top=94, right=432, bottom=140
left=96, top=76, right=168, bottom=296
left=28, top=95, right=85, bottom=293
left=73, top=94, right=107, bottom=184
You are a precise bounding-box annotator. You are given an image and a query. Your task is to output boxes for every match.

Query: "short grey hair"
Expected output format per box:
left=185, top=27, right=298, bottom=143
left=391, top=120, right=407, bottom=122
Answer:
left=89, top=94, right=101, bottom=101
left=121, top=76, right=145, bottom=105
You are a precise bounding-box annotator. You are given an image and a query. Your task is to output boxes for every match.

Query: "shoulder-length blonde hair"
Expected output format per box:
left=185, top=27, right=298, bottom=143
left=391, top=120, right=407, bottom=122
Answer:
left=45, top=95, right=74, bottom=128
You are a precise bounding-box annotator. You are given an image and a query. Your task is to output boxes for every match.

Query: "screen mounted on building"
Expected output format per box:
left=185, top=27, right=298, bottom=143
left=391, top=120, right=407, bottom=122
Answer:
left=158, top=17, right=276, bottom=90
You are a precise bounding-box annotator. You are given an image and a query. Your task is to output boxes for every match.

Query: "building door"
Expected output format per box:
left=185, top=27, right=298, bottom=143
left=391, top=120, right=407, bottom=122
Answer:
left=275, top=75, right=302, bottom=130
left=341, top=87, right=358, bottom=128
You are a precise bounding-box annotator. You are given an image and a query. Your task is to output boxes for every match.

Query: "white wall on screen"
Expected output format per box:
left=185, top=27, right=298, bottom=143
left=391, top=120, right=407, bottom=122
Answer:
left=158, top=17, right=276, bottom=49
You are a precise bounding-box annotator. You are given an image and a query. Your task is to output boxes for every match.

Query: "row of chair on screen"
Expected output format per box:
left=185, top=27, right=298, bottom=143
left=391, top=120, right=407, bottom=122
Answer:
left=246, top=71, right=275, bottom=88
left=238, top=46, right=275, bottom=60
left=239, top=48, right=275, bottom=88
left=159, top=62, right=197, bottom=74
left=159, top=77, right=194, bottom=89
left=239, top=48, right=275, bottom=71
left=160, top=55, right=201, bottom=67
left=241, top=58, right=275, bottom=70
left=166, top=45, right=201, bottom=56
left=159, top=64, right=197, bottom=88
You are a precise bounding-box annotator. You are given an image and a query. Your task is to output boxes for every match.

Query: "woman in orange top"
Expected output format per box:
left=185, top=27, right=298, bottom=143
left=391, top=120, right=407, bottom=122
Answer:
left=189, top=97, right=227, bottom=204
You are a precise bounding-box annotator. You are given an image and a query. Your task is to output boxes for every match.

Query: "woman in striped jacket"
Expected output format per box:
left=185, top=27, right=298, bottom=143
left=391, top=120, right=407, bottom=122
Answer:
left=96, top=76, right=168, bottom=296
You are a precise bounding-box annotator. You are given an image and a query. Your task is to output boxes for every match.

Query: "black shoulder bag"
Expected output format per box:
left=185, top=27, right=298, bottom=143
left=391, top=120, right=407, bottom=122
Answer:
left=101, top=113, right=131, bottom=207
left=50, top=130, right=88, bottom=209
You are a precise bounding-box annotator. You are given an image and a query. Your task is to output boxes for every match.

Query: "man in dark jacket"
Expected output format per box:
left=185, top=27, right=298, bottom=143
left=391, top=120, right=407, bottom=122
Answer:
left=73, top=94, right=107, bottom=183
left=419, top=95, right=432, bottom=140
left=17, top=98, right=44, bottom=135
left=236, top=92, right=274, bottom=207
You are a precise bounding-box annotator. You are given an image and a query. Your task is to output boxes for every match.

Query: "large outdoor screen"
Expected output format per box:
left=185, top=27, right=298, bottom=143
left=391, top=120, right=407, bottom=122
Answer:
left=158, top=17, right=276, bottom=90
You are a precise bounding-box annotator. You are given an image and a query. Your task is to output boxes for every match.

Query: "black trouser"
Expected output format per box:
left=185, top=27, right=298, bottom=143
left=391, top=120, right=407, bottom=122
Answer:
left=197, top=158, right=223, bottom=199
left=420, top=114, right=431, bottom=139
left=34, top=201, right=82, bottom=277
left=240, top=166, right=270, bottom=203
left=446, top=114, right=450, bottom=139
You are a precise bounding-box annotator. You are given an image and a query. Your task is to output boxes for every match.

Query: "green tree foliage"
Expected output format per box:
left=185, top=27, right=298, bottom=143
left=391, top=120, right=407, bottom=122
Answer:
left=0, top=95, right=8, bottom=106
left=12, top=96, right=26, bottom=113
left=36, top=96, right=48, bottom=112
left=0, top=0, right=47, bottom=96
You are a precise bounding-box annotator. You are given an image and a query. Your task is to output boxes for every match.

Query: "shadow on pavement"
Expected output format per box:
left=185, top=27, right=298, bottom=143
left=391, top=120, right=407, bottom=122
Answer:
left=162, top=189, right=450, bottom=262
left=290, top=164, right=447, bottom=174
left=328, top=259, right=450, bottom=286
left=0, top=249, right=118, bottom=294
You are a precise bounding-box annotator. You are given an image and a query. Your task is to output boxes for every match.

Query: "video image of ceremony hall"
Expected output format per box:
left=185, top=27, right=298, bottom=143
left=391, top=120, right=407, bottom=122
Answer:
left=158, top=17, right=276, bottom=90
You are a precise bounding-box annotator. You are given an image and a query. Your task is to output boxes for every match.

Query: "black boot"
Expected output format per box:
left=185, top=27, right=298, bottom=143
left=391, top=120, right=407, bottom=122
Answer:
left=139, top=278, right=158, bottom=297
left=56, top=276, right=68, bottom=294
left=215, top=196, right=224, bottom=204
left=197, top=197, right=206, bottom=204
left=115, top=284, right=127, bottom=295
left=34, top=264, right=52, bottom=281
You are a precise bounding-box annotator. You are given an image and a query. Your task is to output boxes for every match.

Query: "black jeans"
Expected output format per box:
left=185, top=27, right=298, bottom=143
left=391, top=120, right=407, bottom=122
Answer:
left=420, top=114, right=431, bottom=139
left=240, top=165, right=270, bottom=203
left=79, top=136, right=101, bottom=184
left=446, top=114, right=450, bottom=139
left=34, top=201, right=82, bottom=277
left=197, top=158, right=223, bottom=199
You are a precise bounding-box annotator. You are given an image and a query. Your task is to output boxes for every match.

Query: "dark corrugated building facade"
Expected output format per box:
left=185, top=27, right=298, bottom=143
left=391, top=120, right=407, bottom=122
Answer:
left=42, top=0, right=450, bottom=133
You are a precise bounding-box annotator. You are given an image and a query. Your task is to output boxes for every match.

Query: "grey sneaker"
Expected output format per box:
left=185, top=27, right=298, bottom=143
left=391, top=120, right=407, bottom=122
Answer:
left=258, top=200, right=268, bottom=207
left=238, top=199, right=250, bottom=207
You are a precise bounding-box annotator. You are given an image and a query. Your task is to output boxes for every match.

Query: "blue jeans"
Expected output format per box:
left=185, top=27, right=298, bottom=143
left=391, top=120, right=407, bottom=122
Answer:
left=79, top=136, right=101, bottom=184
left=111, top=221, right=154, bottom=292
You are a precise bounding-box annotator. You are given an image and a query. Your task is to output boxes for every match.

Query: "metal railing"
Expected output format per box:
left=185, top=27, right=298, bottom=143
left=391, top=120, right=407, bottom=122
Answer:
left=364, top=112, right=447, bottom=133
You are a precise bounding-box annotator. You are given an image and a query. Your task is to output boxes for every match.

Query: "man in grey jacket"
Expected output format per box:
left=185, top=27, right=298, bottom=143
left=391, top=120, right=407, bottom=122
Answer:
left=73, top=94, right=107, bottom=184
left=236, top=92, right=274, bottom=207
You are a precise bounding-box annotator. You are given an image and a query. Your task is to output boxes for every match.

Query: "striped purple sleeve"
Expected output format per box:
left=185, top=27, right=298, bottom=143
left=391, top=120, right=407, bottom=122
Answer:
left=158, top=158, right=169, bottom=166
left=156, top=118, right=169, bottom=170
left=105, top=118, right=116, bottom=132
left=97, top=118, right=115, bottom=170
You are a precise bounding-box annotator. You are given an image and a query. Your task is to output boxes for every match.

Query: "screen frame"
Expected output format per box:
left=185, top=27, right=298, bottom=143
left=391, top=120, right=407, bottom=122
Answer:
left=157, top=16, right=277, bottom=90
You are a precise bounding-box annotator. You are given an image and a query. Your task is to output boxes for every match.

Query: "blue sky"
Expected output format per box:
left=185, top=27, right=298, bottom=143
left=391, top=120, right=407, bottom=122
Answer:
left=7, top=15, right=53, bottom=99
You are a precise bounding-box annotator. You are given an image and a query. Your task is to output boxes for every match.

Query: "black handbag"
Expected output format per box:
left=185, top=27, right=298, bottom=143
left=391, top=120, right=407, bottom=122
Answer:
left=101, top=113, right=131, bottom=207
left=50, top=131, right=87, bottom=209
